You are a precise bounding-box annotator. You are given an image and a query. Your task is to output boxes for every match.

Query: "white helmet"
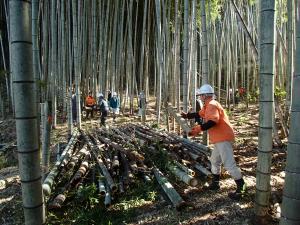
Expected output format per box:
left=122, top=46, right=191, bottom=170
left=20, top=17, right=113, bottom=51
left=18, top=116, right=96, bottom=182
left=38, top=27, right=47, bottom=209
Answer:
left=198, top=84, right=214, bottom=95
left=113, top=92, right=117, bottom=96
left=97, top=93, right=104, bottom=98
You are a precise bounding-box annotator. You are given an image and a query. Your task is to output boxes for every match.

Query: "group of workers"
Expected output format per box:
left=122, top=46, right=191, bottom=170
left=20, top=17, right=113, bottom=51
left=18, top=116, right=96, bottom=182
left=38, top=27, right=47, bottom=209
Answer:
left=72, top=90, right=120, bottom=126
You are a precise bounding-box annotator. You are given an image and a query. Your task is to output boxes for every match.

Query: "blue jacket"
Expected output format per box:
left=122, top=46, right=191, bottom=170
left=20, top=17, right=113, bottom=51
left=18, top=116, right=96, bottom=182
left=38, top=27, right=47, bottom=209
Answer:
left=109, top=96, right=120, bottom=109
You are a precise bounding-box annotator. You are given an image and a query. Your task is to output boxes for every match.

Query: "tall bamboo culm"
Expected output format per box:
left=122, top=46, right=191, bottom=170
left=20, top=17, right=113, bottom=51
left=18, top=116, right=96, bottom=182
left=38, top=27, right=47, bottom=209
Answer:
left=201, top=0, right=209, bottom=84
left=255, top=0, right=276, bottom=219
left=280, top=2, right=300, bottom=224
left=9, top=0, right=45, bottom=224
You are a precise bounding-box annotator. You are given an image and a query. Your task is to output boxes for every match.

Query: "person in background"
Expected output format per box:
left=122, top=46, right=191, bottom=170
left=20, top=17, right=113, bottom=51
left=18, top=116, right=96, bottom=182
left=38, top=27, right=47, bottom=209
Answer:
left=85, top=91, right=96, bottom=119
left=109, top=92, right=120, bottom=122
left=238, top=87, right=246, bottom=101
left=181, top=84, right=246, bottom=200
left=98, top=93, right=109, bottom=126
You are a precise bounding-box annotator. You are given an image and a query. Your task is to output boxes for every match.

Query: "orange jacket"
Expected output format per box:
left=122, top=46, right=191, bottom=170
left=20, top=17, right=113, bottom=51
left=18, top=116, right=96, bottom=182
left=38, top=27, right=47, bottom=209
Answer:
left=199, top=98, right=234, bottom=144
left=85, top=95, right=96, bottom=106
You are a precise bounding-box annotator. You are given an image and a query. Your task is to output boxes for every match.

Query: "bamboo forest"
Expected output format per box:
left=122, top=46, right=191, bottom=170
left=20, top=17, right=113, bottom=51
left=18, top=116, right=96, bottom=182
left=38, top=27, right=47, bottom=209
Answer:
left=0, top=0, right=299, bottom=224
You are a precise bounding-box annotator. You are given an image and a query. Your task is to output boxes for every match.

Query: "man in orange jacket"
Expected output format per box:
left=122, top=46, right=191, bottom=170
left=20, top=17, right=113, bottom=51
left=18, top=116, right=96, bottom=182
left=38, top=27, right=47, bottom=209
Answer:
left=85, top=91, right=96, bottom=119
left=182, top=84, right=246, bottom=200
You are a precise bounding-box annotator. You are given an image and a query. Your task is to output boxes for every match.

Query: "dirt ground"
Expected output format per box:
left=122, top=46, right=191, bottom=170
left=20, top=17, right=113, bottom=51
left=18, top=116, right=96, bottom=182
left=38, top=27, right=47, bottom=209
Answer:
left=0, top=101, right=286, bottom=225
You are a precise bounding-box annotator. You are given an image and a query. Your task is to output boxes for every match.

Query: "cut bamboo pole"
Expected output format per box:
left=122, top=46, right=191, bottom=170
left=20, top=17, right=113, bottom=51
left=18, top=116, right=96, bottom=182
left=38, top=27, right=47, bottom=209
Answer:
left=167, top=104, right=191, bottom=133
left=169, top=166, right=198, bottom=187
left=153, top=168, right=185, bottom=210
left=43, top=128, right=79, bottom=196
left=82, top=132, right=117, bottom=192
left=174, top=161, right=195, bottom=177
left=194, top=163, right=212, bottom=176
left=98, top=177, right=106, bottom=196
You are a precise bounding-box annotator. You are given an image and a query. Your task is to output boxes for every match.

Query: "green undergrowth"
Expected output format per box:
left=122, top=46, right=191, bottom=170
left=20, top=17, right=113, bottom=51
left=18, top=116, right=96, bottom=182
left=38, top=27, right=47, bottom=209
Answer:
left=47, top=180, right=158, bottom=225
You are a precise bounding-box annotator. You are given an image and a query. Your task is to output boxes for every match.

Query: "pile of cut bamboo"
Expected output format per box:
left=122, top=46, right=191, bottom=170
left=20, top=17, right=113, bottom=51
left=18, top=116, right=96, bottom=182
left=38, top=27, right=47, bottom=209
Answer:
left=43, top=124, right=212, bottom=210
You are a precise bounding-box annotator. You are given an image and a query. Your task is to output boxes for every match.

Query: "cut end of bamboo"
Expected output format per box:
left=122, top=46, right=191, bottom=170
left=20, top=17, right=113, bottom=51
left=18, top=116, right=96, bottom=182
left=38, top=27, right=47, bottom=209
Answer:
left=189, top=178, right=198, bottom=187
left=42, top=184, right=51, bottom=196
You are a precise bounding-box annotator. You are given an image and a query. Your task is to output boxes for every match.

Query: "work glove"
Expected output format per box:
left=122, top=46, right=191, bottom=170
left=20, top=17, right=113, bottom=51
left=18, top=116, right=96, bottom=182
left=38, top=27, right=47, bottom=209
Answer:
left=188, top=125, right=202, bottom=136
left=181, top=112, right=188, bottom=118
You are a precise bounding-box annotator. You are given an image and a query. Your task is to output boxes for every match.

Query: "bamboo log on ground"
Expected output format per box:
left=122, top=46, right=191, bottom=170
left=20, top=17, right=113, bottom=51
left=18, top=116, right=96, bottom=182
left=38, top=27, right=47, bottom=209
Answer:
left=82, top=131, right=117, bottom=192
left=174, top=161, right=195, bottom=177
left=104, top=188, right=112, bottom=207
left=153, top=167, right=185, bottom=210
left=67, top=144, right=89, bottom=169
left=132, top=124, right=174, bottom=144
left=48, top=193, right=67, bottom=210
left=119, top=152, right=131, bottom=185
left=142, top=173, right=151, bottom=183
left=43, top=128, right=80, bottom=196
left=97, top=135, right=145, bottom=163
left=169, top=166, right=198, bottom=187
left=93, top=152, right=117, bottom=192
left=169, top=133, right=210, bottom=156
left=48, top=166, right=91, bottom=209
left=71, top=155, right=90, bottom=185
left=112, top=127, right=145, bottom=145
left=112, top=153, right=120, bottom=169
left=137, top=124, right=176, bottom=143
left=193, top=163, right=212, bottom=176
left=98, top=176, right=106, bottom=196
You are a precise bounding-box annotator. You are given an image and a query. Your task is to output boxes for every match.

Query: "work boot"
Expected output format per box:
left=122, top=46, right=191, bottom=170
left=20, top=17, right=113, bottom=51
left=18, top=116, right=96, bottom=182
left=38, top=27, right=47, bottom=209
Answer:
left=207, top=174, right=220, bottom=190
left=228, top=178, right=247, bottom=200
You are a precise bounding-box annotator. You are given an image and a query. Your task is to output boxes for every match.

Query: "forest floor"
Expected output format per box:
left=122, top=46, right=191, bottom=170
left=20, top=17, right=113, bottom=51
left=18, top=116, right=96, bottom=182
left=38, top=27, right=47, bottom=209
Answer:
left=0, top=98, right=287, bottom=225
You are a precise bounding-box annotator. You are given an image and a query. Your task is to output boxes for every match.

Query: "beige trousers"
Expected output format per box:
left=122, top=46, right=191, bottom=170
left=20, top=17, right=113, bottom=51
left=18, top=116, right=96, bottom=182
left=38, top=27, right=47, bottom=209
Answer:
left=210, top=141, right=242, bottom=180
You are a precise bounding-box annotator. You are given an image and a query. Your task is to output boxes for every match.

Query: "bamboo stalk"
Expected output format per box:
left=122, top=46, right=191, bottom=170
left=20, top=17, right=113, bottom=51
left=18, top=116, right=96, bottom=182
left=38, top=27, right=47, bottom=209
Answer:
left=98, top=176, right=106, bottom=196
left=104, top=189, right=112, bottom=207
left=153, top=168, right=185, bottom=210
left=67, top=144, right=89, bottom=169
left=174, top=161, right=195, bottom=177
left=82, top=132, right=117, bottom=192
left=169, top=166, right=198, bottom=187
left=43, top=128, right=79, bottom=196
left=193, top=163, right=212, bottom=176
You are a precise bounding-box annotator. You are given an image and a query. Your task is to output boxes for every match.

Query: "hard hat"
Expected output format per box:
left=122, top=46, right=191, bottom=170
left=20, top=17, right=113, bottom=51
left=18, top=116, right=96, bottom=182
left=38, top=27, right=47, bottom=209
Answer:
left=97, top=93, right=103, bottom=98
left=198, top=84, right=214, bottom=95
left=113, top=92, right=117, bottom=96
